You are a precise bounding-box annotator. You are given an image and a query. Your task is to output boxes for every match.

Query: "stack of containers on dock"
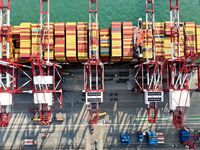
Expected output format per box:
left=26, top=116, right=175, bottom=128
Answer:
left=77, top=22, right=88, bottom=62
left=111, top=22, right=122, bottom=62
left=20, top=23, right=32, bottom=61
left=54, top=23, right=65, bottom=62
left=164, top=22, right=171, bottom=36
left=122, top=22, right=133, bottom=61
left=143, top=22, right=153, bottom=59
left=12, top=26, right=20, bottom=62
left=66, top=22, right=77, bottom=62
left=154, top=22, right=164, bottom=57
left=146, top=131, right=158, bottom=145
left=44, top=23, right=54, bottom=60
left=31, top=24, right=40, bottom=58
left=100, top=29, right=110, bottom=62
left=185, top=22, right=196, bottom=56
left=196, top=25, right=200, bottom=53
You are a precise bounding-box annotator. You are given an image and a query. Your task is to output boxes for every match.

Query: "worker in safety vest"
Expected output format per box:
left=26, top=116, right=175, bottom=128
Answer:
left=134, top=18, right=144, bottom=58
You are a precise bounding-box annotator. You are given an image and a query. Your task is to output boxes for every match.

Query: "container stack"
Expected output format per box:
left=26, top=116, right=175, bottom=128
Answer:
left=111, top=22, right=122, bottom=62
left=31, top=24, right=40, bottom=58
left=122, top=22, right=133, bottom=61
left=44, top=23, right=54, bottom=60
left=164, top=37, right=171, bottom=59
left=196, top=25, right=200, bottom=53
left=77, top=22, right=88, bottom=62
left=54, top=23, right=65, bottom=62
left=143, top=29, right=153, bottom=59
left=100, top=29, right=110, bottom=62
left=164, top=21, right=171, bottom=36
left=163, top=22, right=185, bottom=58
left=12, top=26, right=20, bottom=62
left=154, top=22, right=164, bottom=57
left=66, top=22, right=77, bottom=62
left=20, top=23, right=32, bottom=61
left=185, top=22, right=196, bottom=56
left=146, top=131, right=158, bottom=145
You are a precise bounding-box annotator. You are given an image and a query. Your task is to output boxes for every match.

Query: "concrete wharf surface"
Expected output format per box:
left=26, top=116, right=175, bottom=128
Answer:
left=1, top=65, right=200, bottom=150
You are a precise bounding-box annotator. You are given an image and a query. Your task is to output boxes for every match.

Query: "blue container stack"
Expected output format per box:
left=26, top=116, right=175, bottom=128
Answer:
left=146, top=131, right=158, bottom=145
left=180, top=129, right=190, bottom=144
left=120, top=133, right=131, bottom=145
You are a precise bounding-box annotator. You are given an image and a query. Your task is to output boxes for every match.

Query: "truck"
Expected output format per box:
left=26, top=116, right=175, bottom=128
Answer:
left=54, top=113, right=64, bottom=122
left=120, top=133, right=131, bottom=145
left=146, top=131, right=158, bottom=145
left=137, top=131, right=144, bottom=143
left=157, top=132, right=165, bottom=144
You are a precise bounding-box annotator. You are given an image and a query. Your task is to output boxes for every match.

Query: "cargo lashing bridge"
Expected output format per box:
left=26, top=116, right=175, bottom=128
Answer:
left=84, top=0, right=104, bottom=132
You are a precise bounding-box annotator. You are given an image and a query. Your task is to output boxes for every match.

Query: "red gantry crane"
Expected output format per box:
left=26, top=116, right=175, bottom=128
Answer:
left=144, top=0, right=165, bottom=123
left=0, top=0, right=32, bottom=127
left=168, top=0, right=192, bottom=129
left=0, top=0, right=12, bottom=127
left=84, top=0, right=104, bottom=131
left=31, top=0, right=63, bottom=125
left=134, top=0, right=164, bottom=123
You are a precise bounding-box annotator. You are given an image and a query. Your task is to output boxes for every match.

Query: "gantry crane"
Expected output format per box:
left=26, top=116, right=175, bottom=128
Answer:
left=0, top=0, right=12, bottom=127
left=31, top=0, right=62, bottom=125
left=84, top=0, right=104, bottom=131
left=134, top=0, right=164, bottom=123
left=168, top=0, right=192, bottom=129
left=0, top=0, right=32, bottom=127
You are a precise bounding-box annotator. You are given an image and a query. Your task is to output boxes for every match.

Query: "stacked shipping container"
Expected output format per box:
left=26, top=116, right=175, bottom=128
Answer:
left=9, top=21, right=200, bottom=63
left=100, top=29, right=110, bottom=62
left=196, top=25, right=200, bottom=53
left=12, top=26, right=20, bottom=62
left=154, top=22, right=164, bottom=57
left=20, top=23, right=32, bottom=60
left=66, top=22, right=77, bottom=62
left=55, top=23, right=65, bottom=62
left=122, top=22, right=133, bottom=61
left=111, top=22, right=122, bottom=62
left=77, top=22, right=88, bottom=62
left=164, top=22, right=185, bottom=58
left=143, top=29, right=153, bottom=59
left=31, top=24, right=40, bottom=58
